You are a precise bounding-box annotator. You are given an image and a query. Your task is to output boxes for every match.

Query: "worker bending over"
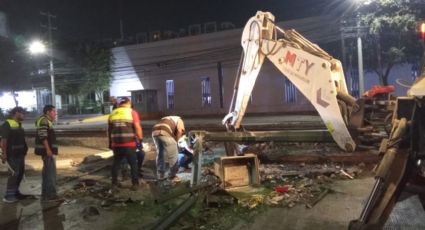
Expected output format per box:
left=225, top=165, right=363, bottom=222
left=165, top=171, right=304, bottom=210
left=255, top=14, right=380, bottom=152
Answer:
left=152, top=116, right=185, bottom=181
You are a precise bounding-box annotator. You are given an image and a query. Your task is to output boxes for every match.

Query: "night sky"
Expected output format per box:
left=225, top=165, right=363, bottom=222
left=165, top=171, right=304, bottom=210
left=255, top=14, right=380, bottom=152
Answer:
left=0, top=0, right=351, bottom=42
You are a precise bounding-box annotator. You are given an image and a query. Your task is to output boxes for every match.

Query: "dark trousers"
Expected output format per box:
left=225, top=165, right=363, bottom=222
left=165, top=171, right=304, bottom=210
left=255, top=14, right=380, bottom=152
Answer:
left=121, top=150, right=145, bottom=177
left=41, top=155, right=57, bottom=200
left=112, top=147, right=139, bottom=185
left=4, top=152, right=25, bottom=199
left=137, top=150, right=145, bottom=174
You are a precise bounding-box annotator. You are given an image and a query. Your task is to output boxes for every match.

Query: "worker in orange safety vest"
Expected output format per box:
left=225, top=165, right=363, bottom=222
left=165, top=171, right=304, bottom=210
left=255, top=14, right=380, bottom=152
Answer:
left=108, top=97, right=143, bottom=191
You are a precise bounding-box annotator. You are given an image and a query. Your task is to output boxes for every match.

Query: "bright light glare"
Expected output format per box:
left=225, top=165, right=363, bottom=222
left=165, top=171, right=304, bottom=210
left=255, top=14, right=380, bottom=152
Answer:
left=356, top=0, right=372, bottom=5
left=0, top=90, right=37, bottom=111
left=29, top=40, right=46, bottom=54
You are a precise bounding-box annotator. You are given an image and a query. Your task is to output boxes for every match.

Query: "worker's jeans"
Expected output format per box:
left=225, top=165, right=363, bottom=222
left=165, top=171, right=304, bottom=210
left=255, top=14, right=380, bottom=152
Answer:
left=4, top=152, right=25, bottom=199
left=137, top=150, right=145, bottom=174
left=112, top=147, right=139, bottom=185
left=153, top=135, right=179, bottom=178
left=121, top=150, right=145, bottom=177
left=41, top=155, right=57, bottom=200
left=178, top=148, right=193, bottom=169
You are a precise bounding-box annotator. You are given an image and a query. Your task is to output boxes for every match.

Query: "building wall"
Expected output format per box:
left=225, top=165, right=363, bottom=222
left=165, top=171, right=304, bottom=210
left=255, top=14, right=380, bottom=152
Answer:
left=110, top=16, right=349, bottom=116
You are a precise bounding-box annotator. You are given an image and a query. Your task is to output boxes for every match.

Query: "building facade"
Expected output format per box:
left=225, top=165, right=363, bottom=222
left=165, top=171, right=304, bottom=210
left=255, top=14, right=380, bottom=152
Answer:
left=109, top=16, right=359, bottom=117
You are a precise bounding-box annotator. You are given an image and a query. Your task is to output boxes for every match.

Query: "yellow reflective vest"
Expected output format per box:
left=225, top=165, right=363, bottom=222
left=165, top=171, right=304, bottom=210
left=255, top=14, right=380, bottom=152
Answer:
left=109, top=107, right=136, bottom=146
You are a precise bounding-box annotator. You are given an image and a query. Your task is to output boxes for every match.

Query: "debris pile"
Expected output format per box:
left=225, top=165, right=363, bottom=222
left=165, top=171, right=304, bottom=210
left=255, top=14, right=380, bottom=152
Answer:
left=242, top=142, right=346, bottom=162
left=235, top=163, right=366, bottom=209
left=62, top=179, right=112, bottom=200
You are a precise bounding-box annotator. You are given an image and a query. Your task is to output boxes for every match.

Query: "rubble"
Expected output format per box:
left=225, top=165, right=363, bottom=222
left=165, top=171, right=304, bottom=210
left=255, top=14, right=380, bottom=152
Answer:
left=251, top=163, right=367, bottom=209
left=5, top=136, right=376, bottom=230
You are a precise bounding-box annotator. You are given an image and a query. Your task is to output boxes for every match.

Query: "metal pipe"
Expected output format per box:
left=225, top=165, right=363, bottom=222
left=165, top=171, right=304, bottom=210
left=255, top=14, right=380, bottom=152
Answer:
left=191, top=130, right=333, bottom=143
left=359, top=177, right=383, bottom=222
left=148, top=194, right=199, bottom=230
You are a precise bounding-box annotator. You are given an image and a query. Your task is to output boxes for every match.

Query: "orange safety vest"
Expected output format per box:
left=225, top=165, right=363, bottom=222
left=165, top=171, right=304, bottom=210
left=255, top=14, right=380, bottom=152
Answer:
left=109, top=107, right=136, bottom=146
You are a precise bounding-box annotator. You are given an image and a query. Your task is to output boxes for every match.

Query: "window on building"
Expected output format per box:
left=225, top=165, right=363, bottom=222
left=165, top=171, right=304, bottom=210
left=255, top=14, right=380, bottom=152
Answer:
left=201, top=77, right=212, bottom=106
left=284, top=79, right=297, bottom=103
left=166, top=80, right=174, bottom=109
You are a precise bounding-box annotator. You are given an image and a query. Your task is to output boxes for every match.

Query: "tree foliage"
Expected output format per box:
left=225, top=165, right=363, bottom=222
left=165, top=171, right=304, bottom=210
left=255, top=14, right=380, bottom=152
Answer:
left=357, top=0, right=424, bottom=85
left=78, top=42, right=113, bottom=103
left=56, top=41, right=113, bottom=105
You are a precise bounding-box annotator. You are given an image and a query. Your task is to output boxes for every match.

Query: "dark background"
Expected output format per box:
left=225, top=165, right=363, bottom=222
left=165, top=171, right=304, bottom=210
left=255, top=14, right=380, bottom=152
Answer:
left=0, top=0, right=350, bottom=42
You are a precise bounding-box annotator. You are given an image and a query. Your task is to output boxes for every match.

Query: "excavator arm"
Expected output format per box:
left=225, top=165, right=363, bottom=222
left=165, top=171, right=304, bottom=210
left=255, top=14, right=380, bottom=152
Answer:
left=223, top=11, right=358, bottom=152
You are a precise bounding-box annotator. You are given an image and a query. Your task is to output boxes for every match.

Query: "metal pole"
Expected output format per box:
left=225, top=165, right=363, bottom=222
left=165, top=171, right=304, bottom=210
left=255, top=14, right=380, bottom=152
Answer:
left=49, top=59, right=55, bottom=108
left=46, top=12, right=55, bottom=109
left=41, top=11, right=58, bottom=121
left=357, top=14, right=365, bottom=95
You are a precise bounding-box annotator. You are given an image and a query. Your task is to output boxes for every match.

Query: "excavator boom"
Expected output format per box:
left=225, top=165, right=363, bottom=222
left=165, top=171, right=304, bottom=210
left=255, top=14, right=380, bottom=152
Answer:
left=223, top=11, right=357, bottom=151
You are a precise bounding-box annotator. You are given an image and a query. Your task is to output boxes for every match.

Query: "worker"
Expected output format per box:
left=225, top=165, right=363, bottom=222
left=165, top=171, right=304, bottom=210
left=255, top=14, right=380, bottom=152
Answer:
left=108, top=97, right=143, bottom=191
left=121, top=140, right=144, bottom=180
left=152, top=116, right=185, bottom=181
left=110, top=96, right=118, bottom=110
left=120, top=104, right=144, bottom=180
left=35, top=105, right=63, bottom=202
left=177, top=134, right=193, bottom=172
left=1, top=107, right=29, bottom=203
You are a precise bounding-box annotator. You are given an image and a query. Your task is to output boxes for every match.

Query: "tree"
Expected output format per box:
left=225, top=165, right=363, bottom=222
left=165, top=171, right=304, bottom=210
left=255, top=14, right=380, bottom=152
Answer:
left=55, top=41, right=113, bottom=113
left=79, top=42, right=113, bottom=104
left=357, top=0, right=424, bottom=85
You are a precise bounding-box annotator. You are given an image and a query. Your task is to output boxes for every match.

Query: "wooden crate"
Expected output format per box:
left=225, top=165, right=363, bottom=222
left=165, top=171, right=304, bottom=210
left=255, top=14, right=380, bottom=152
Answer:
left=214, top=153, right=260, bottom=189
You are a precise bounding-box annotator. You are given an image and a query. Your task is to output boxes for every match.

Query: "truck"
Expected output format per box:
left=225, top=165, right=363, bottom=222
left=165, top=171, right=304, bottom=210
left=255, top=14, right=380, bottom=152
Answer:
left=222, top=11, right=425, bottom=229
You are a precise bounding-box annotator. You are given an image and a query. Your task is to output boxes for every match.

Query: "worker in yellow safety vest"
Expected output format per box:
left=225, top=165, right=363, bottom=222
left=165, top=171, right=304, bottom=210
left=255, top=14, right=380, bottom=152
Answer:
left=1, top=107, right=29, bottom=203
left=108, top=97, right=143, bottom=191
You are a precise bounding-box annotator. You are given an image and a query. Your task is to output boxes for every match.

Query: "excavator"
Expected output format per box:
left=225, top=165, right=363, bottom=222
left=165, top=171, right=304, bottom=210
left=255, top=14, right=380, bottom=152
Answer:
left=222, top=11, right=425, bottom=229
left=222, top=11, right=368, bottom=152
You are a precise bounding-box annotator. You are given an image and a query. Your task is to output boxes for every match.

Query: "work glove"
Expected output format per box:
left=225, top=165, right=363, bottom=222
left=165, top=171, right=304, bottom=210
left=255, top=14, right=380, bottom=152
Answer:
left=136, top=143, right=142, bottom=149
left=136, top=140, right=143, bottom=152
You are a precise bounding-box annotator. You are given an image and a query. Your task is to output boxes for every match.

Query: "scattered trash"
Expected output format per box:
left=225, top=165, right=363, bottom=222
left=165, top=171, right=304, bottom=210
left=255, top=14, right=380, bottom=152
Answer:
left=78, top=179, right=97, bottom=187
left=306, top=188, right=330, bottom=208
left=340, top=169, right=354, bottom=179
left=265, top=193, right=285, bottom=205
left=273, top=185, right=289, bottom=193
left=63, top=199, right=77, bottom=205
left=239, top=194, right=265, bottom=209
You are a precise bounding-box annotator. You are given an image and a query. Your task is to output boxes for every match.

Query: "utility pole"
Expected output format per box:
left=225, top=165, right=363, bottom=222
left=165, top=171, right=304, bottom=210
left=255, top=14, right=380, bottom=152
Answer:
left=40, top=11, right=57, bottom=118
left=341, top=18, right=366, bottom=98
left=356, top=13, right=365, bottom=95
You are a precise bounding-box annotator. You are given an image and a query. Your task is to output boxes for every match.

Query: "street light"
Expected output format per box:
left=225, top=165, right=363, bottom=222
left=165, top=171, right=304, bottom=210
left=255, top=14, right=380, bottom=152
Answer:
left=28, top=39, right=56, bottom=117
left=29, top=40, right=46, bottom=54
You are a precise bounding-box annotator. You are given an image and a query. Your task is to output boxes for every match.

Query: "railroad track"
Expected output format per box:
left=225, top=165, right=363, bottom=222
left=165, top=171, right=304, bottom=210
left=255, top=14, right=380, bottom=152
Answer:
left=24, top=122, right=326, bottom=137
